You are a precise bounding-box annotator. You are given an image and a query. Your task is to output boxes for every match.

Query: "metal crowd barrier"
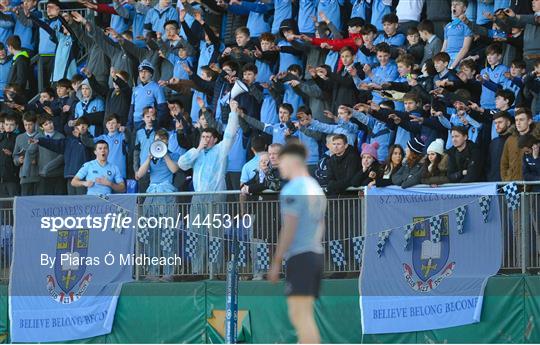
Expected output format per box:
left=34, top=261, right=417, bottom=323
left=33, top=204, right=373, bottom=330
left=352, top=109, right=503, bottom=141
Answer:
left=0, top=184, right=538, bottom=282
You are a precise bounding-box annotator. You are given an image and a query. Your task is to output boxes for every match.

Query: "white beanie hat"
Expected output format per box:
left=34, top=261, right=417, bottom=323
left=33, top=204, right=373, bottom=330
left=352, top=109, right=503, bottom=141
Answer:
left=427, top=139, right=445, bottom=155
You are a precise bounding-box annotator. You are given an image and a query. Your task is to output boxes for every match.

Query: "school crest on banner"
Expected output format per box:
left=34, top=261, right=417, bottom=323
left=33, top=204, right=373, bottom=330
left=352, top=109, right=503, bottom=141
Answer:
left=360, top=183, right=502, bottom=335
left=47, top=229, right=92, bottom=304
left=10, top=195, right=137, bottom=343
left=404, top=216, right=454, bottom=292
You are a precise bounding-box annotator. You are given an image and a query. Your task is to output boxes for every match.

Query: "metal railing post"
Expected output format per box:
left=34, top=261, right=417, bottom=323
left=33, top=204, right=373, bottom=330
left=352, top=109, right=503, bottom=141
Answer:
left=209, top=201, right=214, bottom=280
left=520, top=191, right=530, bottom=274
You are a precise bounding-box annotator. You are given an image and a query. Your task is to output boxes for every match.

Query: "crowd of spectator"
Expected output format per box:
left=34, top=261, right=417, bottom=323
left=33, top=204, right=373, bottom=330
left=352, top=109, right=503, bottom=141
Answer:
left=0, top=0, right=539, bottom=198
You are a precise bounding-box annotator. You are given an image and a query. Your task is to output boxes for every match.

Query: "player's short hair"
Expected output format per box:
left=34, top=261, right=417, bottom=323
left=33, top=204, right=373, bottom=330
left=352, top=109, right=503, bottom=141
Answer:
left=496, top=89, right=515, bottom=106
left=242, top=63, right=258, bottom=74
left=143, top=106, right=156, bottom=117
left=200, top=66, right=217, bottom=79
left=452, top=0, right=468, bottom=7
left=56, top=78, right=72, bottom=89
left=375, top=42, right=391, bottom=54
left=259, top=32, right=275, bottom=42
left=6, top=35, right=21, bottom=50
left=268, top=143, right=283, bottom=152
left=38, top=115, right=53, bottom=127
left=71, top=74, right=84, bottom=84
left=4, top=113, right=17, bottom=123
left=164, top=20, right=179, bottom=30
left=459, top=59, right=477, bottom=72
left=222, top=60, right=240, bottom=74
left=40, top=87, right=55, bottom=98
left=297, top=105, right=312, bottom=116
left=104, top=113, right=120, bottom=124
left=75, top=117, right=89, bottom=126
left=361, top=24, right=377, bottom=35
left=155, top=128, right=169, bottom=140
left=451, top=126, right=468, bottom=137
left=403, top=92, right=420, bottom=103
left=417, top=20, right=434, bottom=34
left=202, top=127, right=220, bottom=139
left=279, top=142, right=307, bottom=160
left=407, top=27, right=419, bottom=36
left=396, top=54, right=415, bottom=67
left=380, top=100, right=395, bottom=110
left=333, top=133, right=348, bottom=144
left=287, top=64, right=302, bottom=75
left=279, top=103, right=294, bottom=115
left=511, top=60, right=526, bottom=69
left=433, top=52, right=450, bottom=64
left=115, top=70, right=129, bottom=82
left=251, top=135, right=267, bottom=152
left=382, top=13, right=399, bottom=24
left=235, top=26, right=250, bottom=37
left=515, top=107, right=532, bottom=120
left=340, top=46, right=355, bottom=56
left=23, top=112, right=37, bottom=123
left=486, top=43, right=504, bottom=56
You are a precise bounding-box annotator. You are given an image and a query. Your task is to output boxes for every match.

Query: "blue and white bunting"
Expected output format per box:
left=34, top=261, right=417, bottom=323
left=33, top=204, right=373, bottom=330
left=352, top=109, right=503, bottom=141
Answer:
left=238, top=241, right=247, bottom=267
left=136, top=227, right=149, bottom=244
left=160, top=228, right=175, bottom=252
left=255, top=242, right=270, bottom=271
left=502, top=182, right=520, bottom=210
left=429, top=215, right=442, bottom=243
left=209, top=237, right=221, bottom=263
left=185, top=232, right=198, bottom=259
left=376, top=231, right=391, bottom=257
left=404, top=224, right=414, bottom=250
left=329, top=240, right=346, bottom=267
left=352, top=236, right=365, bottom=264
left=455, top=205, right=467, bottom=234
left=478, top=196, right=492, bottom=223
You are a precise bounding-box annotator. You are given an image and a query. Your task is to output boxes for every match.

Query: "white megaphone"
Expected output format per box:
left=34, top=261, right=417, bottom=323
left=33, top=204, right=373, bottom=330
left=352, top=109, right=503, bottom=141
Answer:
left=150, top=140, right=167, bottom=159
left=228, top=80, right=249, bottom=104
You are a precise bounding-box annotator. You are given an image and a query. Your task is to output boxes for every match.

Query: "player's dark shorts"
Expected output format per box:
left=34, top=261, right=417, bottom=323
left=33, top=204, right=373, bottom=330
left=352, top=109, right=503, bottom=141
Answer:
left=285, top=251, right=324, bottom=298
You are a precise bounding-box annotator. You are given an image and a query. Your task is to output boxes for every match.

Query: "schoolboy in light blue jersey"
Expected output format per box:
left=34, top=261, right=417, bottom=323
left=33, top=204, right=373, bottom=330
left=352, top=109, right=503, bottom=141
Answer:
left=292, top=106, right=321, bottom=172
left=143, top=0, right=178, bottom=38
left=128, top=60, right=167, bottom=130
left=305, top=105, right=359, bottom=146
left=14, top=0, right=41, bottom=52
left=268, top=142, right=326, bottom=344
left=240, top=135, right=267, bottom=185
left=93, top=114, right=128, bottom=179
left=134, top=107, right=156, bottom=191
left=72, top=79, right=105, bottom=137
left=241, top=103, right=294, bottom=145
left=71, top=140, right=125, bottom=195
left=373, top=13, right=406, bottom=50
left=478, top=43, right=509, bottom=111
left=442, top=0, right=473, bottom=69
left=358, top=43, right=398, bottom=105
left=136, top=129, right=180, bottom=277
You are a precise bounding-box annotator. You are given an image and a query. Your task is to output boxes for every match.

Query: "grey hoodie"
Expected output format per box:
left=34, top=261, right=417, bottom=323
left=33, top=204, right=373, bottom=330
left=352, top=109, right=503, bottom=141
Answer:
left=13, top=132, right=40, bottom=184
left=27, top=131, right=65, bottom=177
left=69, top=21, right=111, bottom=86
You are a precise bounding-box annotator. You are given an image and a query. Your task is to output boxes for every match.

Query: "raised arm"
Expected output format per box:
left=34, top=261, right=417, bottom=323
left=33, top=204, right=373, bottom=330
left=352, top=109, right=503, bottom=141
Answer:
left=218, top=100, right=240, bottom=156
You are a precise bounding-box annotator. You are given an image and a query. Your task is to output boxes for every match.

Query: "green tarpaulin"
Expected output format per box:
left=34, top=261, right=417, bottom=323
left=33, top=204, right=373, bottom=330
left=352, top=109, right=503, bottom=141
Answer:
left=2, top=276, right=539, bottom=343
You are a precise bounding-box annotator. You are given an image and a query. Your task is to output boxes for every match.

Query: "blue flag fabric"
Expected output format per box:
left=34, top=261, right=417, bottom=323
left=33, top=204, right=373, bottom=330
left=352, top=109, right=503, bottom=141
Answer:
left=9, top=195, right=137, bottom=342
left=360, top=183, right=502, bottom=334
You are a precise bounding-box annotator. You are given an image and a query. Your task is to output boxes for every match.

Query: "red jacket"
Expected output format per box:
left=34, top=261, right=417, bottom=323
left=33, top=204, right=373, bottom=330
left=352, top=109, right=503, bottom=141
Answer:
left=95, top=3, right=118, bottom=15
left=311, top=33, right=363, bottom=51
